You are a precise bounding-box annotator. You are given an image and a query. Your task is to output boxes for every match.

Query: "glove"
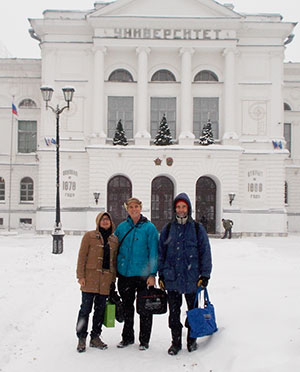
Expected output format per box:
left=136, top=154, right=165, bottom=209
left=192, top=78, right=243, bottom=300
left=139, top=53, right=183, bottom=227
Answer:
left=197, top=276, right=209, bottom=288
left=159, top=276, right=165, bottom=291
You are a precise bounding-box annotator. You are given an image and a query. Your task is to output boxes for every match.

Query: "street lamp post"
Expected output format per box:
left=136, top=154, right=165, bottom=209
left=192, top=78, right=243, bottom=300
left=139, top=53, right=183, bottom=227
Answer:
left=40, top=86, right=75, bottom=254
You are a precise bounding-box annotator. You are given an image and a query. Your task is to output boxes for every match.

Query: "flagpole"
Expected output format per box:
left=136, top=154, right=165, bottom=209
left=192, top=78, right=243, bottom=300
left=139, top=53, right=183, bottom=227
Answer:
left=8, top=97, right=15, bottom=232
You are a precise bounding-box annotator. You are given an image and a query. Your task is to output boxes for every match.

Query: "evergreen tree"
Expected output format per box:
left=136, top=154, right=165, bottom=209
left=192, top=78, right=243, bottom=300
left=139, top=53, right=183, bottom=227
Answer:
left=199, top=118, right=215, bottom=145
left=113, top=119, right=128, bottom=146
left=154, top=114, right=173, bottom=146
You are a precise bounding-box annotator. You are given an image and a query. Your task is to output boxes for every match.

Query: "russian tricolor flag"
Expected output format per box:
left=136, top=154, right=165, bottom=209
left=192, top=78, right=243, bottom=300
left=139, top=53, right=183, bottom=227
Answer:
left=12, top=103, right=18, bottom=116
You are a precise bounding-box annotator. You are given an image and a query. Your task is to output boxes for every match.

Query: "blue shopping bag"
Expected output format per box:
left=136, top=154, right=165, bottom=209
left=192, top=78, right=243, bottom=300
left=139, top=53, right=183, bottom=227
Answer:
left=186, top=287, right=218, bottom=338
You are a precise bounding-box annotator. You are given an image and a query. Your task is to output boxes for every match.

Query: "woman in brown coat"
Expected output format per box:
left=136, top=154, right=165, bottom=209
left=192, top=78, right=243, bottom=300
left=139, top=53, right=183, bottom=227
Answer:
left=76, top=212, right=118, bottom=353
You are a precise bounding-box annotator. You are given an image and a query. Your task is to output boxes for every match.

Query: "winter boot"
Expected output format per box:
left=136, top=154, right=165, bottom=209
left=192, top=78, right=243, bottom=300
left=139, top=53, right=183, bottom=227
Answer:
left=90, top=336, right=108, bottom=350
left=77, top=338, right=86, bottom=353
left=168, top=343, right=182, bottom=355
left=117, top=339, right=134, bottom=348
left=139, top=342, right=149, bottom=351
left=187, top=339, right=198, bottom=352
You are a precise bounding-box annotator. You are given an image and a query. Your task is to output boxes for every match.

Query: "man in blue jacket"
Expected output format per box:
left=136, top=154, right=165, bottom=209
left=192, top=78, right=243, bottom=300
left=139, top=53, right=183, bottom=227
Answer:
left=158, top=193, right=212, bottom=355
left=114, top=197, right=158, bottom=351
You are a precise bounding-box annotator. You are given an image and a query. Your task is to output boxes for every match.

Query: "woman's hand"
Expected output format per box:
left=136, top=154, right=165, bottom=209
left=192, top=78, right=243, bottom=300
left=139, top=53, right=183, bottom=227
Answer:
left=78, top=278, right=86, bottom=287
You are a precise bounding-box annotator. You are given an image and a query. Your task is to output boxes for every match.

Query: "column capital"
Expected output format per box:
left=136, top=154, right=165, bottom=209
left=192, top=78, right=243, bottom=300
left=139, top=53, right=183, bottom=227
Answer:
left=179, top=47, right=195, bottom=56
left=222, top=47, right=238, bottom=57
left=136, top=46, right=151, bottom=56
left=92, top=46, right=107, bottom=55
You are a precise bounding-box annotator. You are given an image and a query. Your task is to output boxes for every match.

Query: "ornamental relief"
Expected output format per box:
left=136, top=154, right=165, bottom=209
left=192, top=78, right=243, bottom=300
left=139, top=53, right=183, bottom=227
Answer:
left=242, top=100, right=267, bottom=136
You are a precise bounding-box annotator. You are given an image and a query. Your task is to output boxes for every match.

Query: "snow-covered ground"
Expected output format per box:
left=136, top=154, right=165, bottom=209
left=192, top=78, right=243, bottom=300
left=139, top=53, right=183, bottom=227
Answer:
left=0, top=233, right=300, bottom=372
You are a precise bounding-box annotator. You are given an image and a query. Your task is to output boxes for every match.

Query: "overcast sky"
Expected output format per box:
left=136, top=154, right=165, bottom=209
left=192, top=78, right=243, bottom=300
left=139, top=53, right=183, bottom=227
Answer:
left=0, top=0, right=299, bottom=61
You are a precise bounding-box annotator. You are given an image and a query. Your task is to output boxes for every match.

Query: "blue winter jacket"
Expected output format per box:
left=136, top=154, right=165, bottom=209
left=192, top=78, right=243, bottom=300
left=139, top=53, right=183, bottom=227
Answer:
left=115, top=215, right=159, bottom=277
left=158, top=193, right=212, bottom=294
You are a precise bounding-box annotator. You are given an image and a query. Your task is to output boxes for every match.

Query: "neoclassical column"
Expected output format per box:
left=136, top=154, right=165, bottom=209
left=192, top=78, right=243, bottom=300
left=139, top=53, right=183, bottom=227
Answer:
left=135, top=46, right=151, bottom=146
left=92, top=46, right=106, bottom=144
left=179, top=47, right=195, bottom=145
left=270, top=50, right=284, bottom=138
left=222, top=48, right=238, bottom=144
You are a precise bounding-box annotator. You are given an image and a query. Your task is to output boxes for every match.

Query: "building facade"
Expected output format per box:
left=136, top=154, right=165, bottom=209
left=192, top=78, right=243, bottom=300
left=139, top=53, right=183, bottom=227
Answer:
left=0, top=0, right=299, bottom=235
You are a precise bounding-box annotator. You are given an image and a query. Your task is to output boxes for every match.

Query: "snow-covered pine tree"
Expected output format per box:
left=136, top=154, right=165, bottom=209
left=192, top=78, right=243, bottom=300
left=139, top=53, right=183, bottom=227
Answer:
left=113, top=119, right=128, bottom=146
left=199, top=118, right=215, bottom=145
left=154, top=114, right=173, bottom=146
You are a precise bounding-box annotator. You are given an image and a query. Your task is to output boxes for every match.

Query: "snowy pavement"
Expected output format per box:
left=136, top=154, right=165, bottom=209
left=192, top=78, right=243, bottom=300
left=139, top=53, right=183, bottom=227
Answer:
left=0, top=233, right=300, bottom=372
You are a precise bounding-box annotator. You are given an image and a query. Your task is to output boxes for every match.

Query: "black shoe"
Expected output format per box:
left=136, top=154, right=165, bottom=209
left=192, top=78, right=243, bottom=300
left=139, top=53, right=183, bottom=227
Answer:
left=77, top=338, right=86, bottom=353
left=187, top=340, right=198, bottom=352
left=168, top=343, right=182, bottom=355
left=117, top=340, right=134, bottom=348
left=139, top=343, right=149, bottom=351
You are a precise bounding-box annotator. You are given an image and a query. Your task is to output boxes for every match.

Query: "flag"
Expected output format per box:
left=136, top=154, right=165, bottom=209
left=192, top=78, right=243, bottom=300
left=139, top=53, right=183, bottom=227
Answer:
left=12, top=103, right=18, bottom=116
left=51, top=138, right=56, bottom=144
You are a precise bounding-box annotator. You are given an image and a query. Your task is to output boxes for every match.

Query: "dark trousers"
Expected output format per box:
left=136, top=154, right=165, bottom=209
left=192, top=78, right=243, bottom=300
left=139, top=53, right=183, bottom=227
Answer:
left=76, top=291, right=107, bottom=339
left=167, top=290, right=197, bottom=346
left=117, top=274, right=153, bottom=345
left=222, top=228, right=232, bottom=239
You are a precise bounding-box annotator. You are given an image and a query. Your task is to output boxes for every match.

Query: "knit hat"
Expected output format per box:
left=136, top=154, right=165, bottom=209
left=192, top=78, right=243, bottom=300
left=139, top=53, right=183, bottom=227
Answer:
left=175, top=199, right=189, bottom=207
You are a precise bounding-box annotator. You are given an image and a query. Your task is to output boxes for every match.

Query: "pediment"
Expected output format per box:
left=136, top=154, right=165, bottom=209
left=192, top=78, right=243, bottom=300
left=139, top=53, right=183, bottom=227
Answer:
left=90, top=0, right=242, bottom=19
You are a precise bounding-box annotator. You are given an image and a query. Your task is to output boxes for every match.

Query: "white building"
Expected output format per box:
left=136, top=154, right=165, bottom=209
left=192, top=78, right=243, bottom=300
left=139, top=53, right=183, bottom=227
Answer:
left=0, top=0, right=299, bottom=236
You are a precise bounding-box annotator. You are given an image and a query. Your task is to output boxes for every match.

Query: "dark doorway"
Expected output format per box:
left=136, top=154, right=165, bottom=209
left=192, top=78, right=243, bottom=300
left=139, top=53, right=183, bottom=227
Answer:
left=196, top=176, right=216, bottom=234
left=107, top=175, right=132, bottom=227
left=151, top=176, right=174, bottom=232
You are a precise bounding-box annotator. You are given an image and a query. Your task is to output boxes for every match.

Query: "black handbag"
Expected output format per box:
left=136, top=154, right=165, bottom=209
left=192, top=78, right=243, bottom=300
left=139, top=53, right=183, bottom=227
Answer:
left=109, top=290, right=124, bottom=323
left=136, top=286, right=167, bottom=315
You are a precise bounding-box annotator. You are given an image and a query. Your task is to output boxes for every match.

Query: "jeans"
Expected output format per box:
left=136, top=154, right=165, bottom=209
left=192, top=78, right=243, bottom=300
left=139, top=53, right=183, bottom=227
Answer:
left=222, top=228, right=232, bottom=239
left=117, top=274, right=153, bottom=345
left=76, top=291, right=107, bottom=339
left=167, top=290, right=197, bottom=346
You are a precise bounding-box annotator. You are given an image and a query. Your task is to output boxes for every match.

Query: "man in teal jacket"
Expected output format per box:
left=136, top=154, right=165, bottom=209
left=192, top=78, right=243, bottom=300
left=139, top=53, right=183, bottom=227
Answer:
left=114, top=197, right=158, bottom=351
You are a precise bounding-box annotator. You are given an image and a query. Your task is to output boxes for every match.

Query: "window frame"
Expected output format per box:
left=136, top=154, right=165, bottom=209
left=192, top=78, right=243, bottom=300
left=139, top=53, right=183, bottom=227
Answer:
left=150, top=97, right=177, bottom=140
left=107, top=96, right=134, bottom=139
left=18, top=120, right=37, bottom=153
left=0, top=177, right=5, bottom=201
left=20, top=177, right=34, bottom=203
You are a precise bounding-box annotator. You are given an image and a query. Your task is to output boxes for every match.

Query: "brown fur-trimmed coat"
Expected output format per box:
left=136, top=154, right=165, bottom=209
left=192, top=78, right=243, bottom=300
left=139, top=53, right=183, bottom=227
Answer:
left=76, top=212, right=119, bottom=295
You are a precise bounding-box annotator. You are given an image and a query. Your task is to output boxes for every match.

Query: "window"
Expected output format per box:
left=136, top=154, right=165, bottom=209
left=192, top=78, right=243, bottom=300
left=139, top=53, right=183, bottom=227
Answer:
left=108, top=69, right=133, bottom=82
left=194, top=70, right=219, bottom=82
left=107, top=97, right=133, bottom=139
left=284, top=103, right=292, bottom=111
left=107, top=176, right=132, bottom=227
left=196, top=176, right=216, bottom=234
left=20, top=218, right=32, bottom=224
left=20, top=177, right=34, bottom=202
left=151, top=97, right=176, bottom=139
left=284, top=123, right=291, bottom=154
left=151, top=176, right=174, bottom=231
left=18, top=121, right=37, bottom=153
left=193, top=97, right=219, bottom=139
left=0, top=218, right=3, bottom=225
left=284, top=181, right=288, bottom=205
left=19, top=99, right=37, bottom=108
left=151, top=69, right=176, bottom=82
left=0, top=177, right=4, bottom=201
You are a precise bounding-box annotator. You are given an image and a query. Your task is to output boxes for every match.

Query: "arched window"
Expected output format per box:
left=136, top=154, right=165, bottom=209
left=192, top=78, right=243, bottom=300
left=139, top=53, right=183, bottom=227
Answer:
left=151, top=69, right=176, bottom=82
left=107, top=175, right=132, bottom=226
left=284, top=181, right=288, bottom=204
left=20, top=177, right=34, bottom=202
left=195, top=176, right=216, bottom=234
left=194, top=70, right=219, bottom=82
left=108, top=69, right=134, bottom=82
left=0, top=177, right=5, bottom=201
left=151, top=176, right=174, bottom=231
left=284, top=102, right=292, bottom=111
left=19, top=99, right=37, bottom=108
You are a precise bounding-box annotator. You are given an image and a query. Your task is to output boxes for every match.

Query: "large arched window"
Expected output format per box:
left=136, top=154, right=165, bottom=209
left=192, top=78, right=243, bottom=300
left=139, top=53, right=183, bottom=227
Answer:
left=20, top=177, right=34, bottom=202
left=108, top=69, right=134, bottom=82
left=107, top=175, right=132, bottom=226
left=151, top=176, right=174, bottom=231
left=0, top=177, right=5, bottom=201
left=19, top=99, right=37, bottom=108
left=194, top=70, right=219, bottom=82
left=195, top=176, right=216, bottom=234
left=284, top=102, right=292, bottom=111
left=151, top=69, right=176, bottom=82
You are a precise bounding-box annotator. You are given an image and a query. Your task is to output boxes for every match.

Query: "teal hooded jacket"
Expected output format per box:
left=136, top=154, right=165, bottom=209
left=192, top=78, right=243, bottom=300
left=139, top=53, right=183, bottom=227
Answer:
left=115, top=215, right=159, bottom=277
